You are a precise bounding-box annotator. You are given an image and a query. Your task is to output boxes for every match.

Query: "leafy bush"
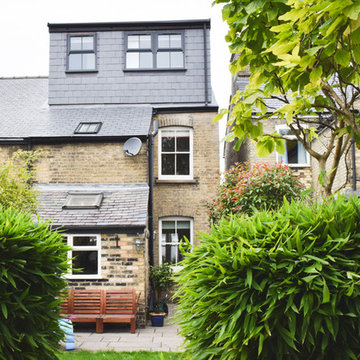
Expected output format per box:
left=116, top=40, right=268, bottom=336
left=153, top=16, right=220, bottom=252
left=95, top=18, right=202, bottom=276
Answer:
left=0, top=208, right=69, bottom=360
left=209, top=162, right=304, bottom=222
left=150, top=263, right=174, bottom=313
left=0, top=150, right=42, bottom=213
left=176, top=196, right=360, bottom=359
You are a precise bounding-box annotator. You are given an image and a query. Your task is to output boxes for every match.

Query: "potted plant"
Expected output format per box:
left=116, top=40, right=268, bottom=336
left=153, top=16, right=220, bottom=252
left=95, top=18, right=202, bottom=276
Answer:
left=149, top=262, right=174, bottom=326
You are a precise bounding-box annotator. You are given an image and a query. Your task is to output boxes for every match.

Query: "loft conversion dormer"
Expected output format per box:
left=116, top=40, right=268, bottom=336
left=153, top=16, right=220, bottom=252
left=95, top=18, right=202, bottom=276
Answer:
left=47, top=19, right=213, bottom=106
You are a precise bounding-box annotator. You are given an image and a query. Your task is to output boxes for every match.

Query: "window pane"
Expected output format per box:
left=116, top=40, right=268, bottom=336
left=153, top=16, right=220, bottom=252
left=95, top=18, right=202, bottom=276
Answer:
left=82, top=36, right=94, bottom=50
left=176, top=154, right=190, bottom=175
left=128, top=35, right=139, bottom=49
left=158, top=35, right=169, bottom=48
left=73, top=236, right=97, bottom=246
left=65, top=193, right=102, bottom=208
left=177, top=221, right=190, bottom=230
left=139, top=35, right=151, bottom=48
left=83, top=53, right=96, bottom=70
left=157, top=52, right=170, bottom=68
left=72, top=251, right=98, bottom=275
left=170, top=52, right=184, bottom=68
left=68, top=54, right=82, bottom=70
left=126, top=52, right=139, bottom=68
left=286, top=139, right=298, bottom=164
left=139, top=52, right=153, bottom=68
left=70, top=37, right=82, bottom=51
left=162, top=154, right=175, bottom=175
left=176, top=136, right=189, bottom=152
left=162, top=221, right=176, bottom=230
left=162, top=245, right=177, bottom=264
left=161, top=135, right=175, bottom=152
left=279, top=128, right=293, bottom=136
left=170, top=35, right=182, bottom=48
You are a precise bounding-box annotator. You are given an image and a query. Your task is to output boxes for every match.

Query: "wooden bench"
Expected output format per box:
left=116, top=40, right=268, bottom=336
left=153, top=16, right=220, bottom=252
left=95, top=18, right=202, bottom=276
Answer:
left=61, top=289, right=140, bottom=333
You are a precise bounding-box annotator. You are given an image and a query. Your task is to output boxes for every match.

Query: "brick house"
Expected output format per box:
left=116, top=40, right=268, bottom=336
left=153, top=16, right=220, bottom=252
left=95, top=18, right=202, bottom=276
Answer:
left=0, top=19, right=219, bottom=326
left=224, top=70, right=359, bottom=195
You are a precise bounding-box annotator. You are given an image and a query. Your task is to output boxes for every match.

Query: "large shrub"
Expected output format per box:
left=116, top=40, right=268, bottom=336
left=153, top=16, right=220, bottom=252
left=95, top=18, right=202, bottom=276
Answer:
left=0, top=150, right=42, bottom=213
left=0, top=208, right=69, bottom=360
left=209, top=162, right=304, bottom=222
left=176, top=196, right=360, bottom=360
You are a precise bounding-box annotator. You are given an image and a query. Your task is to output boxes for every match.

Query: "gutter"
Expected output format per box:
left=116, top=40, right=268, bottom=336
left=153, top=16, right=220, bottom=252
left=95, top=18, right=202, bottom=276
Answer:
left=148, top=119, right=158, bottom=267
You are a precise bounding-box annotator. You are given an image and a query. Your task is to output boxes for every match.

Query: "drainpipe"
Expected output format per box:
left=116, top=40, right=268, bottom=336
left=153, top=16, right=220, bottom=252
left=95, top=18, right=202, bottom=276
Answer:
left=203, top=23, right=209, bottom=106
left=148, top=119, right=158, bottom=267
left=352, top=138, right=357, bottom=191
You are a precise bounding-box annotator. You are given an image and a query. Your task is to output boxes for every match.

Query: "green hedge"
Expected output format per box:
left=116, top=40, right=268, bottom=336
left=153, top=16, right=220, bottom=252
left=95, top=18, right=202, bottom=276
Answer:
left=175, top=197, right=360, bottom=359
left=0, top=208, right=69, bottom=360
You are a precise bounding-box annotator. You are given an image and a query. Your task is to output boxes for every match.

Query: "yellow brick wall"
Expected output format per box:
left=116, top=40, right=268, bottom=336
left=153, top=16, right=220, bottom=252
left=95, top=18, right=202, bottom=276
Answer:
left=153, top=111, right=219, bottom=264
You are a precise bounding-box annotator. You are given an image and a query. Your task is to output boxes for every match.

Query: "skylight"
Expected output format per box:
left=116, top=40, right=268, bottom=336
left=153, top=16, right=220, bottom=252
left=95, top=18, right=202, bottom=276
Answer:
left=74, top=122, right=102, bottom=134
left=63, top=193, right=103, bottom=209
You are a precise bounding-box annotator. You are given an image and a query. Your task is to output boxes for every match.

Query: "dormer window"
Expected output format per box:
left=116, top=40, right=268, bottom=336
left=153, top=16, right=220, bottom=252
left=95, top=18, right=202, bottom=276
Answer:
left=63, top=193, right=103, bottom=209
left=125, top=32, right=184, bottom=70
left=67, top=34, right=97, bottom=72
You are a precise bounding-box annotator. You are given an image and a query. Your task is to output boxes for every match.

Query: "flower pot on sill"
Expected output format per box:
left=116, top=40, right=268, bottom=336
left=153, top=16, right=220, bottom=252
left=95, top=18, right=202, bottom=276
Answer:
left=149, top=312, right=166, bottom=327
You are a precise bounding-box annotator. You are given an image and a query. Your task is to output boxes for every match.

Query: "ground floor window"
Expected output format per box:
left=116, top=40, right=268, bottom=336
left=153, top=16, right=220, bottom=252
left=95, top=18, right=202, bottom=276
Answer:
left=64, top=234, right=101, bottom=279
left=159, top=217, right=193, bottom=270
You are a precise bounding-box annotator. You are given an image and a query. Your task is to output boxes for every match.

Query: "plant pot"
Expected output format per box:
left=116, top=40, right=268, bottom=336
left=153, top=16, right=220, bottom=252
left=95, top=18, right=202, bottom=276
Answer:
left=149, top=312, right=166, bottom=327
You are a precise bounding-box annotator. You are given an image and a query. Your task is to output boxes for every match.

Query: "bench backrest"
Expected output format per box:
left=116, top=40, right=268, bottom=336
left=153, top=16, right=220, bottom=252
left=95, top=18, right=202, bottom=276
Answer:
left=104, top=289, right=137, bottom=314
left=67, top=289, right=103, bottom=314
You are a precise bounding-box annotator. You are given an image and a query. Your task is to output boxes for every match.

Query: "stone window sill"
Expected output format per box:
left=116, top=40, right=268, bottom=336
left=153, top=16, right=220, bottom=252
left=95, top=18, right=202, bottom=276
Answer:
left=155, top=178, right=199, bottom=185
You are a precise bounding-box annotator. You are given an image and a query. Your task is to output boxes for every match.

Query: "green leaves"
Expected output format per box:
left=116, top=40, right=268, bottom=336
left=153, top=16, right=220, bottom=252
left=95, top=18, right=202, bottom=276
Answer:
left=0, top=208, right=69, bottom=359
left=176, top=195, right=360, bottom=359
left=213, top=0, right=360, bottom=198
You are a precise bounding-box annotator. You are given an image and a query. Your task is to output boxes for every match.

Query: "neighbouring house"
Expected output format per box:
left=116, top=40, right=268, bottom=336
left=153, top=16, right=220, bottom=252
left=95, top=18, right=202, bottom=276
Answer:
left=0, top=19, right=219, bottom=326
left=224, top=69, right=360, bottom=196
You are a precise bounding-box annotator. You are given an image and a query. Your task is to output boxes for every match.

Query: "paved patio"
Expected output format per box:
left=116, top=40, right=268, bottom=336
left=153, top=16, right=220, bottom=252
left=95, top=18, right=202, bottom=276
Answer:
left=62, top=305, right=185, bottom=353
left=70, top=322, right=184, bottom=352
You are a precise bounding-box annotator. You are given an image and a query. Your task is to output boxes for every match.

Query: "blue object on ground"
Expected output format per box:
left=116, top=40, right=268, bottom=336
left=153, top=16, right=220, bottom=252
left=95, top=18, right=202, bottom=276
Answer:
left=59, top=318, right=75, bottom=351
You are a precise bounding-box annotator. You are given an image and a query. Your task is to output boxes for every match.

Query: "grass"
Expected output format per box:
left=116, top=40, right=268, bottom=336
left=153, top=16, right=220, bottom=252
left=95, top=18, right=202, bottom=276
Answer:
left=57, top=350, right=182, bottom=359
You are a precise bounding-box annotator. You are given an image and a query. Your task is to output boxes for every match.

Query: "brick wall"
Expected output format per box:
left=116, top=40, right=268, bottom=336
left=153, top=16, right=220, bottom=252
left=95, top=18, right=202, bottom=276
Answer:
left=153, top=111, right=219, bottom=264
left=66, top=233, right=148, bottom=327
left=0, top=142, right=148, bottom=184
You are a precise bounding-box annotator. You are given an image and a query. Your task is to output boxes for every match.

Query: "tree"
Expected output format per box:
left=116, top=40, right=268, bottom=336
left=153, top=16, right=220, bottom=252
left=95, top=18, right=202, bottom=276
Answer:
left=214, top=0, right=360, bottom=196
left=0, top=150, right=42, bottom=213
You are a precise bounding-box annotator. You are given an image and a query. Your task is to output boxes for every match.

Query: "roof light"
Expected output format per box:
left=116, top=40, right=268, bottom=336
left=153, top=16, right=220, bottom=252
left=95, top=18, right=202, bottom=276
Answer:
left=63, top=193, right=103, bottom=209
left=74, top=122, right=102, bottom=134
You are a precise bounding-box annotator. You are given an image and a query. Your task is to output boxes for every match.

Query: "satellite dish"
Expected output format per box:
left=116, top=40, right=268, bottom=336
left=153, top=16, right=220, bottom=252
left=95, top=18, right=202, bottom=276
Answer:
left=124, top=137, right=142, bottom=156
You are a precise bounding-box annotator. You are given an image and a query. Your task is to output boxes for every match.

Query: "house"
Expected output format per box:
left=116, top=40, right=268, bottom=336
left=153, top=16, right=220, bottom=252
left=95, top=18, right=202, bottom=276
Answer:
left=0, top=19, right=219, bottom=326
left=224, top=69, right=359, bottom=196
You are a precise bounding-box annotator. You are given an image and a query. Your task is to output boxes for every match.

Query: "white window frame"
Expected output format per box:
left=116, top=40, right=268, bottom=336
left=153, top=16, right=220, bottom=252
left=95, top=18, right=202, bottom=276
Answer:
left=64, top=234, right=102, bottom=279
left=158, top=127, right=193, bottom=180
left=159, top=217, right=193, bottom=272
left=275, top=125, right=310, bottom=167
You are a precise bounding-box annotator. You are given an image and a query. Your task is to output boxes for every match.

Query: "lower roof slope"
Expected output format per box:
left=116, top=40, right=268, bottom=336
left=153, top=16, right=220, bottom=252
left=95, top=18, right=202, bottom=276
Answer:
left=36, top=183, right=149, bottom=230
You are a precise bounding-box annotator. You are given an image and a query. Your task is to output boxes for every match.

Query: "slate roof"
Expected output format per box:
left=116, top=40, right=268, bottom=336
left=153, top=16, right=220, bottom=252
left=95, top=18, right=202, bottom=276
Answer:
left=36, top=184, right=149, bottom=229
left=0, top=77, right=153, bottom=139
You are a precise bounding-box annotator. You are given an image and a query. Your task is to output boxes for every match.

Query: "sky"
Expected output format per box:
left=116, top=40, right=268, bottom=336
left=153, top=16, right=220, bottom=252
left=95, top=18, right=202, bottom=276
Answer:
left=0, top=0, right=231, bottom=110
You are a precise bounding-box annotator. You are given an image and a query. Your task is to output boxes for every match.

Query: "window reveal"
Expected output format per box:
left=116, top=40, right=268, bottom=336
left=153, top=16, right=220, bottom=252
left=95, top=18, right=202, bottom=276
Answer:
left=126, top=32, right=184, bottom=70
left=160, top=218, right=192, bottom=267
left=67, top=35, right=96, bottom=71
left=159, top=128, right=192, bottom=179
left=64, top=234, right=101, bottom=278
left=276, top=126, right=309, bottom=166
